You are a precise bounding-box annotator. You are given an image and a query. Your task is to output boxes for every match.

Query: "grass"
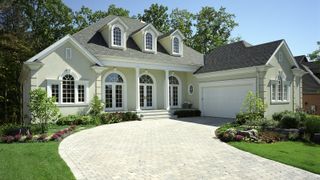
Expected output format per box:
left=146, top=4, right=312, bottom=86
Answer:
left=229, top=141, right=320, bottom=174
left=0, top=142, right=75, bottom=180
left=0, top=124, right=95, bottom=180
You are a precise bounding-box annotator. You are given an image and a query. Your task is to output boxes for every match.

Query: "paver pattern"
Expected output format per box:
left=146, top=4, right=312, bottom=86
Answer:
left=59, top=117, right=320, bottom=180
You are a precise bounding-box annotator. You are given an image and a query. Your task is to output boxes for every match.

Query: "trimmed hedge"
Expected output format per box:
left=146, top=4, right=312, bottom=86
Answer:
left=305, top=115, right=320, bottom=134
left=173, top=110, right=201, bottom=118
left=100, top=112, right=139, bottom=124
left=56, top=115, right=98, bottom=125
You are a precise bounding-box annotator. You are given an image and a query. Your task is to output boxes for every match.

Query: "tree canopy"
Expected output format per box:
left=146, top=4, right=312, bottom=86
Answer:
left=0, top=1, right=239, bottom=124
left=138, top=4, right=170, bottom=33
left=193, top=6, right=238, bottom=54
left=309, top=41, right=320, bottom=61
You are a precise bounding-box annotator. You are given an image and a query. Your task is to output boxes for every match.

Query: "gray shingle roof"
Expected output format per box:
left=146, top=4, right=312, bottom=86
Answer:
left=295, top=55, right=320, bottom=93
left=195, top=40, right=283, bottom=74
left=72, top=15, right=203, bottom=66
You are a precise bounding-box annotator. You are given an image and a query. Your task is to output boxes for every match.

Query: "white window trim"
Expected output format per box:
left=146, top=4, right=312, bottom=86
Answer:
left=65, top=48, right=72, bottom=60
left=172, top=36, right=183, bottom=56
left=47, top=79, right=89, bottom=106
left=101, top=70, right=128, bottom=111
left=270, top=80, right=290, bottom=104
left=111, top=24, right=126, bottom=50
left=143, top=31, right=157, bottom=53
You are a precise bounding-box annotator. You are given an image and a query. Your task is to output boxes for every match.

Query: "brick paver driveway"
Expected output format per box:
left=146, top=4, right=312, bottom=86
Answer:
left=59, top=117, right=319, bottom=180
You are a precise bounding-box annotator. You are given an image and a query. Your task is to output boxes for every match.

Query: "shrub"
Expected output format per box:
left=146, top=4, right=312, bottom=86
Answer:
left=0, top=124, right=23, bottom=136
left=89, top=95, right=103, bottom=116
left=26, top=134, right=33, bottom=141
left=279, top=113, right=299, bottom=129
left=99, top=112, right=138, bottom=124
left=272, top=111, right=290, bottom=121
left=236, top=112, right=263, bottom=125
left=57, top=115, right=95, bottom=125
left=173, top=110, right=201, bottom=118
left=29, top=88, right=60, bottom=133
left=245, top=118, right=278, bottom=129
left=305, top=115, right=320, bottom=134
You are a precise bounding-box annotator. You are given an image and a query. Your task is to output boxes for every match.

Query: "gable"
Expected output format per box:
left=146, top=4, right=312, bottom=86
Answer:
left=26, top=35, right=102, bottom=66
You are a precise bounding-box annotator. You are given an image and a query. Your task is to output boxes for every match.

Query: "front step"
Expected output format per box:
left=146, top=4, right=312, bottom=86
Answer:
left=137, top=109, right=176, bottom=120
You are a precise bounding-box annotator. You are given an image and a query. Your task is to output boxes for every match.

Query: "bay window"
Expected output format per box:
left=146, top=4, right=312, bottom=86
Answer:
left=270, top=75, right=290, bottom=103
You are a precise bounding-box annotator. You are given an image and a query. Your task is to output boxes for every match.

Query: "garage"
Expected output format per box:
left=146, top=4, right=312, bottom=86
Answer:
left=200, top=78, right=256, bottom=118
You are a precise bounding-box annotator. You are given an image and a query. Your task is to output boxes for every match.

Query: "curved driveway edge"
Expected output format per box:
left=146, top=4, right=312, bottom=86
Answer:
left=59, top=117, right=320, bottom=180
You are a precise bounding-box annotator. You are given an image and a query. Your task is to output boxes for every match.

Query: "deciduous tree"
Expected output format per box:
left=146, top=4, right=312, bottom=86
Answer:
left=193, top=6, right=238, bottom=54
left=138, top=4, right=170, bottom=33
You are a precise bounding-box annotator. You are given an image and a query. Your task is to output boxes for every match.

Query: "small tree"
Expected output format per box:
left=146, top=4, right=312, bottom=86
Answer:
left=89, top=95, right=103, bottom=116
left=29, top=88, right=59, bottom=133
left=241, top=91, right=266, bottom=116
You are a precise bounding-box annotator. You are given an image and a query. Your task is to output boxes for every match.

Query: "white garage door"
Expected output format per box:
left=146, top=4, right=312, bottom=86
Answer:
left=200, top=79, right=256, bottom=118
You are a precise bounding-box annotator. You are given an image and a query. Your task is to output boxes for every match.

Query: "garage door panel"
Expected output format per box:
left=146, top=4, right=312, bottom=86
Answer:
left=201, top=80, right=255, bottom=118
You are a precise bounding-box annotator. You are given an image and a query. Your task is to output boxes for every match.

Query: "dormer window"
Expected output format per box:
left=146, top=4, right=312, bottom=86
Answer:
left=173, top=37, right=180, bottom=53
left=146, top=33, right=153, bottom=50
left=113, top=27, right=122, bottom=46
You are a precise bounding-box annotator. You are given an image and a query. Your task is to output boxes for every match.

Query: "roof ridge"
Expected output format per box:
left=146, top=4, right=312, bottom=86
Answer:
left=248, top=39, right=284, bottom=48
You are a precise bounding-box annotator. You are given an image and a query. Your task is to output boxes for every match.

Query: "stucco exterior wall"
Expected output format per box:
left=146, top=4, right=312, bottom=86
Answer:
left=263, top=47, right=296, bottom=117
left=30, top=42, right=97, bottom=115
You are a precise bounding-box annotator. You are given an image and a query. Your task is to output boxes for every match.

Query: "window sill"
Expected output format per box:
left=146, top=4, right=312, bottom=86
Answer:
left=271, top=101, right=290, bottom=105
left=56, top=103, right=89, bottom=107
left=111, top=45, right=125, bottom=50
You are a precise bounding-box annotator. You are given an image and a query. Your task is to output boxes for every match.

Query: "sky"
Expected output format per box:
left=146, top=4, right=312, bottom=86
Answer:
left=63, top=0, right=320, bottom=56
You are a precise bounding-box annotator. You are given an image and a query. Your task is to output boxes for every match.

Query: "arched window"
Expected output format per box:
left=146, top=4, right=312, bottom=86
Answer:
left=169, top=76, right=179, bottom=85
left=113, top=27, right=122, bottom=46
left=173, top=37, right=179, bottom=53
left=105, top=73, right=124, bottom=83
left=145, top=33, right=153, bottom=50
left=62, top=74, right=75, bottom=103
left=140, top=74, right=153, bottom=84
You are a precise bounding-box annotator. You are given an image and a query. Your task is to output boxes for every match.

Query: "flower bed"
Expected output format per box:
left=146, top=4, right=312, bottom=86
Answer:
left=0, top=125, right=76, bottom=144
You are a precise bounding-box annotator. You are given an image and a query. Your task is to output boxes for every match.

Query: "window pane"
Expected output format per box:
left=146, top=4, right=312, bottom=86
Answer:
left=113, top=27, right=121, bottom=46
left=139, top=75, right=153, bottom=84
left=62, top=74, right=75, bottom=103
left=146, top=33, right=153, bottom=50
left=51, top=84, right=59, bottom=102
left=105, top=85, right=112, bottom=108
left=169, top=76, right=179, bottom=85
left=106, top=73, right=124, bottom=83
left=271, top=84, right=276, bottom=101
left=78, top=85, right=85, bottom=102
left=115, top=85, right=122, bottom=108
left=283, top=85, right=288, bottom=101
left=173, top=37, right=179, bottom=53
left=277, top=81, right=282, bottom=101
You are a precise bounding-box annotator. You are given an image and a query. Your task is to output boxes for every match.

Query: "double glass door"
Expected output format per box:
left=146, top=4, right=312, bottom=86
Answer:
left=105, top=84, right=123, bottom=110
left=140, top=85, right=153, bottom=109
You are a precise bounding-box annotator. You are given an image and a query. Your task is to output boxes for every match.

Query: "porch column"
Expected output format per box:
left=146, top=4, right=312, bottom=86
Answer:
left=165, top=70, right=170, bottom=110
left=136, top=67, right=141, bottom=111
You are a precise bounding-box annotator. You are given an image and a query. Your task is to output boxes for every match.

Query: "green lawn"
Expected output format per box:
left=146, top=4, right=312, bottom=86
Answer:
left=229, top=141, right=320, bottom=174
left=0, top=125, right=96, bottom=180
left=0, top=142, right=75, bottom=180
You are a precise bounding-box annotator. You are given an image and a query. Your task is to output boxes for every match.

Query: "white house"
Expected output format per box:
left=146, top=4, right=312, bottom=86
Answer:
left=20, top=15, right=306, bottom=122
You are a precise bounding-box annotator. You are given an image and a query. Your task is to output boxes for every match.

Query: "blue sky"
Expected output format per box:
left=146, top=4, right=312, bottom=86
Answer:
left=63, top=0, right=320, bottom=56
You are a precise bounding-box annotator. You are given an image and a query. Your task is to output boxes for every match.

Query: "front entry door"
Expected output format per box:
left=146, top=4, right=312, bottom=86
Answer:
left=169, top=85, right=179, bottom=107
left=140, top=85, right=153, bottom=109
left=105, top=84, right=123, bottom=110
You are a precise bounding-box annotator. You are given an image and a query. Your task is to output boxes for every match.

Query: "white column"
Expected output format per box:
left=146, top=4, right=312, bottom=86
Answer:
left=136, top=67, right=141, bottom=111
left=165, top=70, right=170, bottom=110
